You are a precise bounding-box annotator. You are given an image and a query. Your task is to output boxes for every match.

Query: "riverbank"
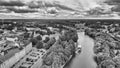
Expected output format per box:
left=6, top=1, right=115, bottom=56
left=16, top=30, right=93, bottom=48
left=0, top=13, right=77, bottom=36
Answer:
left=64, top=32, right=97, bottom=68
left=62, top=55, right=73, bottom=68
left=93, top=32, right=120, bottom=68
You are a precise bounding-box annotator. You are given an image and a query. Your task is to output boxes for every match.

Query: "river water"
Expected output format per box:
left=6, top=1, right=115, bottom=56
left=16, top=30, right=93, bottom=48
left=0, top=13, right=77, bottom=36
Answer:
left=64, top=32, right=97, bottom=68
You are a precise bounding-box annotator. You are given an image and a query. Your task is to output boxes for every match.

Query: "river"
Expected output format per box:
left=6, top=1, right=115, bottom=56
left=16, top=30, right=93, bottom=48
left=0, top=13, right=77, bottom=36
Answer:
left=64, top=32, right=97, bottom=68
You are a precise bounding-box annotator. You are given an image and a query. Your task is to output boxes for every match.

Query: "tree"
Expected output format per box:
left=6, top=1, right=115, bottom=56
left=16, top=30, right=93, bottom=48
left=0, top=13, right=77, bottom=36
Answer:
left=59, top=35, right=66, bottom=41
left=44, top=43, right=51, bottom=50
left=30, top=38, right=38, bottom=46
left=41, top=29, right=77, bottom=68
left=63, top=48, right=72, bottom=57
left=44, top=37, right=56, bottom=50
left=36, top=35, right=42, bottom=41
left=98, top=59, right=115, bottom=68
left=46, top=29, right=52, bottom=35
left=95, top=53, right=111, bottom=65
left=55, top=52, right=69, bottom=66
left=113, top=56, right=120, bottom=68
left=36, top=41, right=43, bottom=49
left=43, top=37, right=50, bottom=43
left=71, top=33, right=78, bottom=42
left=43, top=52, right=55, bottom=66
left=24, top=32, right=30, bottom=39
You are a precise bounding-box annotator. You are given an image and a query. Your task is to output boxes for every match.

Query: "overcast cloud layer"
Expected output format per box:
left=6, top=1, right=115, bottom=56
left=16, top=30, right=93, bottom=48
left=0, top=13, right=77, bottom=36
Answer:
left=0, top=0, right=120, bottom=18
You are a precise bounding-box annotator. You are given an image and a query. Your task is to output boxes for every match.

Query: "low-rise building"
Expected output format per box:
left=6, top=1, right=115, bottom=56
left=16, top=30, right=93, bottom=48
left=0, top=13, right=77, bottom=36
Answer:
left=0, top=41, right=32, bottom=68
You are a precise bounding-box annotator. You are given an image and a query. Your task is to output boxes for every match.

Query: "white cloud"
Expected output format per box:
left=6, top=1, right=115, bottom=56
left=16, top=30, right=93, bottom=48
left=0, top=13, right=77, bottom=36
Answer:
left=0, top=0, right=113, bottom=13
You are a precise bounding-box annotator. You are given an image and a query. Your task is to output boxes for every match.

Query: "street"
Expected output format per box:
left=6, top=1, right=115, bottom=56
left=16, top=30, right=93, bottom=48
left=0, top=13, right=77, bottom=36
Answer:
left=12, top=48, right=46, bottom=68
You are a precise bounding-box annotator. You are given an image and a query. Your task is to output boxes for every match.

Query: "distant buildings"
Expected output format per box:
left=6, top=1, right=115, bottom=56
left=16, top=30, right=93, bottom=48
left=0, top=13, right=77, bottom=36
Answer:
left=0, top=31, right=32, bottom=68
left=0, top=42, right=32, bottom=68
left=0, top=23, right=33, bottom=68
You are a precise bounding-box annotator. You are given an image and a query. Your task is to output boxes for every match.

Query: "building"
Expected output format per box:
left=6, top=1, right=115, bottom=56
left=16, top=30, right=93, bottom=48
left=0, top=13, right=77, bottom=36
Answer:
left=0, top=42, right=32, bottom=68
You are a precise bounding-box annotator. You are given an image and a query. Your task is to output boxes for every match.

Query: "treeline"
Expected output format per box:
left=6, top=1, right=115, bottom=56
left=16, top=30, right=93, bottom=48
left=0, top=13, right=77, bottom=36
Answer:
left=85, top=28, right=98, bottom=39
left=41, top=30, right=78, bottom=68
left=93, top=32, right=120, bottom=68
left=84, top=27, right=120, bottom=68
left=30, top=34, right=56, bottom=49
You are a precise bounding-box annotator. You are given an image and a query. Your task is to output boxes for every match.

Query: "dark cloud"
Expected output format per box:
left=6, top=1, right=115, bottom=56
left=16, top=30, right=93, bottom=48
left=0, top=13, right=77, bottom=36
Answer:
left=28, top=2, right=41, bottom=8
left=0, top=0, right=25, bottom=6
left=13, top=9, right=37, bottom=13
left=54, top=4, right=75, bottom=11
left=5, top=6, right=38, bottom=13
left=0, top=0, right=38, bottom=13
left=105, top=0, right=120, bottom=12
left=111, top=5, right=120, bottom=12
left=27, top=1, right=74, bottom=11
left=111, top=0, right=120, bottom=3
left=27, top=1, right=55, bottom=8
left=105, top=0, right=120, bottom=5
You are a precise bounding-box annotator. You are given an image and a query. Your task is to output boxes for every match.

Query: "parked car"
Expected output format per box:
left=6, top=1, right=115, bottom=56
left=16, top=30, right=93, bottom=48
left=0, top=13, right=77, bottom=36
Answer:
left=37, top=49, right=46, bottom=53
left=29, top=53, right=40, bottom=58
left=19, top=62, right=33, bottom=68
left=30, top=52, right=40, bottom=56
left=26, top=56, right=39, bottom=62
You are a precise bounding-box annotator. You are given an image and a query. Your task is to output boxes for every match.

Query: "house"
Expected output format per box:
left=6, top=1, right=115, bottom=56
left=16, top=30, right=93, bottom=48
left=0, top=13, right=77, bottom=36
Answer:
left=6, top=37, right=18, bottom=42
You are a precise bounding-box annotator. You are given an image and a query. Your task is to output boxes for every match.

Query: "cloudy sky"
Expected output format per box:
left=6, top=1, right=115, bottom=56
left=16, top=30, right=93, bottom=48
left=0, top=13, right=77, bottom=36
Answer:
left=0, top=0, right=119, bottom=18
left=0, top=0, right=109, bottom=12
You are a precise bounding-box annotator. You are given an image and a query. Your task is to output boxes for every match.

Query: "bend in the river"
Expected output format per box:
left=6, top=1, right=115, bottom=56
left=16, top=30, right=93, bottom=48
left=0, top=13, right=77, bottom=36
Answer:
left=64, top=32, right=97, bottom=68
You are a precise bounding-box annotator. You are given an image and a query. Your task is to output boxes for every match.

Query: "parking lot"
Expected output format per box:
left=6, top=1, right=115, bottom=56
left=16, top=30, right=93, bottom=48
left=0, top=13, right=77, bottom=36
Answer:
left=12, top=48, right=46, bottom=68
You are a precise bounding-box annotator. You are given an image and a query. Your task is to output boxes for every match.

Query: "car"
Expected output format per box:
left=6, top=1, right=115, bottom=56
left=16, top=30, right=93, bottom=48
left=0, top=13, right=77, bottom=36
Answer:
left=19, top=62, right=33, bottom=68
left=26, top=58, right=36, bottom=62
left=30, top=52, right=40, bottom=55
left=26, top=56, right=39, bottom=62
left=30, top=52, right=40, bottom=57
left=37, top=49, right=46, bottom=53
left=21, top=62, right=34, bottom=65
left=29, top=54, right=37, bottom=57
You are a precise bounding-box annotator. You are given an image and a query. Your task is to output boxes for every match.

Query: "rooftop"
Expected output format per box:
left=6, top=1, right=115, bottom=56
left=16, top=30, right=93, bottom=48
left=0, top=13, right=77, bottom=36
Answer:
left=0, top=48, right=20, bottom=64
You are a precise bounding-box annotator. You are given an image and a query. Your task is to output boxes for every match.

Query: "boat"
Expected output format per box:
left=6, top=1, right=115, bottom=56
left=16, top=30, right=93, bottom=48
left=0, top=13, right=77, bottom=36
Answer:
left=76, top=45, right=82, bottom=54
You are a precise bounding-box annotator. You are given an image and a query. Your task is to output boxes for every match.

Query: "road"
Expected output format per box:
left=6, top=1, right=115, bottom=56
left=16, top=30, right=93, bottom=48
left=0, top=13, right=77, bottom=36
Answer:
left=12, top=48, right=45, bottom=68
